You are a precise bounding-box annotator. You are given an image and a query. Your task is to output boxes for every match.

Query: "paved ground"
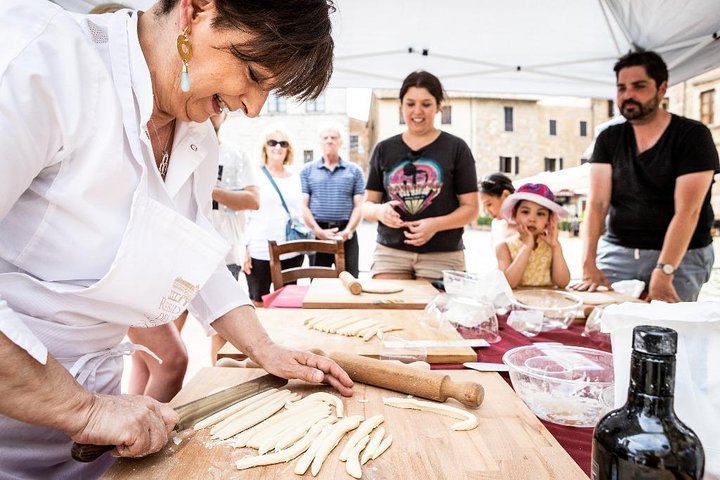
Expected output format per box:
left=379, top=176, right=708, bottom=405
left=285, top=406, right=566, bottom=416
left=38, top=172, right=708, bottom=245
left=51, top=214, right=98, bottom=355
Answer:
left=122, top=221, right=720, bottom=391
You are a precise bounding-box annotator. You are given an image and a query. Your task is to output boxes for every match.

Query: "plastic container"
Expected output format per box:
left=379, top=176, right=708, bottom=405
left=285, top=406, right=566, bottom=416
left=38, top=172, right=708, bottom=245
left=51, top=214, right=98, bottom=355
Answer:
left=503, top=344, right=614, bottom=427
left=511, top=289, right=582, bottom=331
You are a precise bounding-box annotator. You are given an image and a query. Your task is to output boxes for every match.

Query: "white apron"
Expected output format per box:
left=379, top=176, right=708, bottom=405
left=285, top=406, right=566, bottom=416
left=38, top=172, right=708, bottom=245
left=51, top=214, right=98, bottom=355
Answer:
left=0, top=11, right=228, bottom=479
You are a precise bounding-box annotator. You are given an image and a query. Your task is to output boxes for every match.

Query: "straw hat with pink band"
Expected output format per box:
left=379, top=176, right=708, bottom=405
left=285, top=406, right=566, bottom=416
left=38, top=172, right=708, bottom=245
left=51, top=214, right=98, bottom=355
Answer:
left=500, top=183, right=569, bottom=222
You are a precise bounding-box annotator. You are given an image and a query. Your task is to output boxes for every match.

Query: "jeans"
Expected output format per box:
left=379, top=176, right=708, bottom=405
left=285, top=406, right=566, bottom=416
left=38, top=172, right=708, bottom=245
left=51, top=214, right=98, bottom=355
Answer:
left=596, top=238, right=714, bottom=301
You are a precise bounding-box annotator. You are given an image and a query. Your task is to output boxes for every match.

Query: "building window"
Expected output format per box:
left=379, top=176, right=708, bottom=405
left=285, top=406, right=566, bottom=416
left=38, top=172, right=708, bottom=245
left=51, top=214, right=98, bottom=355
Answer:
left=580, top=121, right=587, bottom=137
left=305, top=94, right=325, bottom=113
left=399, top=106, right=405, bottom=125
left=266, top=94, right=286, bottom=114
left=504, top=107, right=513, bottom=132
left=701, top=89, right=715, bottom=125
left=499, top=156, right=513, bottom=174
left=303, top=150, right=314, bottom=163
left=607, top=100, right=614, bottom=118
left=441, top=105, right=452, bottom=124
left=549, top=119, right=557, bottom=136
left=514, top=156, right=520, bottom=175
left=349, top=134, right=359, bottom=152
left=544, top=157, right=557, bottom=172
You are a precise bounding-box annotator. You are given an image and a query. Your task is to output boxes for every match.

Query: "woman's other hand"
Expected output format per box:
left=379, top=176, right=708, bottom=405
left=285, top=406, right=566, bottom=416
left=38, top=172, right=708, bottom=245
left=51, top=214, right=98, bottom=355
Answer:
left=403, top=217, right=439, bottom=247
left=377, top=200, right=405, bottom=229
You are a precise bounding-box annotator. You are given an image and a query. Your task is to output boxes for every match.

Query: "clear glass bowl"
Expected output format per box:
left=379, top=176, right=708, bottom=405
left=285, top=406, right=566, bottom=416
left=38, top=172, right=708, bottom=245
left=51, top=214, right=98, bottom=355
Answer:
left=503, top=345, right=614, bottom=427
left=511, top=289, right=583, bottom=331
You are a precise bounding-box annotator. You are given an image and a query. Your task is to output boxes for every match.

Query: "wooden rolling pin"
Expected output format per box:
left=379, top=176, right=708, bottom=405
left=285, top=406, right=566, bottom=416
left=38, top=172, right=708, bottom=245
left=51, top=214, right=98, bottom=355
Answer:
left=339, top=271, right=362, bottom=295
left=317, top=350, right=484, bottom=408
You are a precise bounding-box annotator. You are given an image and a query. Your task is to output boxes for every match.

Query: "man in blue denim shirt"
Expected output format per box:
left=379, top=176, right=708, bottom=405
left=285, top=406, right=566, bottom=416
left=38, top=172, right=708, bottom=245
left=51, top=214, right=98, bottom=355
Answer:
left=300, top=125, right=365, bottom=276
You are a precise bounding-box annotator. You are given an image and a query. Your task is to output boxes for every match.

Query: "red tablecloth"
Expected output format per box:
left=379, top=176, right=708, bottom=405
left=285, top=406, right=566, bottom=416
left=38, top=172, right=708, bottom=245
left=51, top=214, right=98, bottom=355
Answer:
left=434, top=315, right=611, bottom=477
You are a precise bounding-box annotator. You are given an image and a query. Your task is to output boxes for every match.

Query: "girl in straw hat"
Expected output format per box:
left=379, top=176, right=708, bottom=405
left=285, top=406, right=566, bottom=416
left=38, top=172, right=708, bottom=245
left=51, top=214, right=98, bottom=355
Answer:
left=496, top=183, right=571, bottom=288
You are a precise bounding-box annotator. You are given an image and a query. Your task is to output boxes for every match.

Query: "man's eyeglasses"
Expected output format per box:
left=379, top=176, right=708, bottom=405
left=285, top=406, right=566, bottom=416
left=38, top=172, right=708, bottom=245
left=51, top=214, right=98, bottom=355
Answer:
left=266, top=139, right=289, bottom=148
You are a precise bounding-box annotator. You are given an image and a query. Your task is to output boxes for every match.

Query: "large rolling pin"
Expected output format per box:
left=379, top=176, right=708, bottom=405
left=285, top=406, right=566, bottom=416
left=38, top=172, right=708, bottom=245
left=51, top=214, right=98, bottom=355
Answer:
left=319, top=350, right=484, bottom=408
left=339, top=271, right=362, bottom=295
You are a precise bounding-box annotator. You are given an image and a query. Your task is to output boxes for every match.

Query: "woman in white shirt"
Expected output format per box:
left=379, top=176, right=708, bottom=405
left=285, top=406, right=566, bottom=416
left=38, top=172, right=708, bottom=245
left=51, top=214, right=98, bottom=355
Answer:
left=0, top=1, right=351, bottom=477
left=244, top=128, right=306, bottom=306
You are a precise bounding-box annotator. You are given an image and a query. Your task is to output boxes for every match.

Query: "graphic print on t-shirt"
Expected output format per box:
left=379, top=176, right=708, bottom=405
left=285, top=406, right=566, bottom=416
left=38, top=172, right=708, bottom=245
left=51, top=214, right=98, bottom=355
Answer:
left=386, top=157, right=443, bottom=215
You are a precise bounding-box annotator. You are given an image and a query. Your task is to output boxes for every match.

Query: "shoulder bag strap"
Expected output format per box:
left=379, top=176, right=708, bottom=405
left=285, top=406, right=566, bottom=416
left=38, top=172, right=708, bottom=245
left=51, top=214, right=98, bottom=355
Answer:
left=261, top=166, right=291, bottom=216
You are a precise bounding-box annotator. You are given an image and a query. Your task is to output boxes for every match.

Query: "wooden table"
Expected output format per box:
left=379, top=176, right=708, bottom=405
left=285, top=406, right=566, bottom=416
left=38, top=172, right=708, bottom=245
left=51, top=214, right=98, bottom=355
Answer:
left=303, top=278, right=439, bottom=309
left=218, top=309, right=477, bottom=364
left=103, top=368, right=588, bottom=480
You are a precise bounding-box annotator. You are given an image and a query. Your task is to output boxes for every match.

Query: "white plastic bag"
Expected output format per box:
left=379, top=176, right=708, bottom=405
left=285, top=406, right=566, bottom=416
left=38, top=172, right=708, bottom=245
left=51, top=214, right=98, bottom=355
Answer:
left=602, top=301, right=720, bottom=478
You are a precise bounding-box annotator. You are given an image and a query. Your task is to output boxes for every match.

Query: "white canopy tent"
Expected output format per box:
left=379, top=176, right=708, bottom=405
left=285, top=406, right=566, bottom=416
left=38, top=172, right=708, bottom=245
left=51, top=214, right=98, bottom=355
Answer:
left=330, top=0, right=720, bottom=98
left=55, top=0, right=720, bottom=98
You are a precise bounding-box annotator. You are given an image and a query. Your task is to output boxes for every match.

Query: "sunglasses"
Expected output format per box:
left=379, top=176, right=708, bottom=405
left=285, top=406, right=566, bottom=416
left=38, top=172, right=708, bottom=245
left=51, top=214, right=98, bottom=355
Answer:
left=266, top=139, right=289, bottom=148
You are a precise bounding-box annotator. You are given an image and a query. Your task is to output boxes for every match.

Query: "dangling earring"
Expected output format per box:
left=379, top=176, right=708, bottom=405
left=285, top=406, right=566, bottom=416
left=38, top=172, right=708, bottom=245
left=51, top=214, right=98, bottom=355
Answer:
left=177, top=26, right=193, bottom=92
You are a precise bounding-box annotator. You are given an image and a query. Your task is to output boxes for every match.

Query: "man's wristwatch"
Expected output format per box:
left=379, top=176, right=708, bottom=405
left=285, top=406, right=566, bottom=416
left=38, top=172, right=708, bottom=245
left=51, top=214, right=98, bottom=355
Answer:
left=655, top=263, right=676, bottom=275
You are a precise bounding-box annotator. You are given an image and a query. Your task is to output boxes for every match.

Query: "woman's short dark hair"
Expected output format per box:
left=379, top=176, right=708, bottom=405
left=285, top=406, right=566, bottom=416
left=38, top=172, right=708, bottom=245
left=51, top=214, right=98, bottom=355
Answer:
left=478, top=172, right=515, bottom=197
left=159, top=0, right=335, bottom=101
left=613, top=50, right=668, bottom=88
left=399, top=70, right=444, bottom=104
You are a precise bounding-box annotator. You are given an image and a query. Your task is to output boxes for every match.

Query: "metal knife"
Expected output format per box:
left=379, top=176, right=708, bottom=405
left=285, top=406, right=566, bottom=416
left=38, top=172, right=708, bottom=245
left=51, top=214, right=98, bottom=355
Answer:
left=71, top=373, right=287, bottom=462
left=463, top=362, right=510, bottom=372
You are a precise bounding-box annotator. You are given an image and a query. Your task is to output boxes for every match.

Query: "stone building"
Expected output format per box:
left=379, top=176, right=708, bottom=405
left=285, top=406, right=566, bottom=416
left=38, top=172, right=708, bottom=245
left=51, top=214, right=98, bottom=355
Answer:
left=219, top=88, right=370, bottom=171
left=367, top=90, right=612, bottom=181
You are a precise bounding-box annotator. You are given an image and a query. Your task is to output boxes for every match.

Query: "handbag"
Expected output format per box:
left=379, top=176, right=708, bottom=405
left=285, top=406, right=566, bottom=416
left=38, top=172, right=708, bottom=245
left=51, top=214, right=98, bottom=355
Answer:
left=261, top=166, right=314, bottom=241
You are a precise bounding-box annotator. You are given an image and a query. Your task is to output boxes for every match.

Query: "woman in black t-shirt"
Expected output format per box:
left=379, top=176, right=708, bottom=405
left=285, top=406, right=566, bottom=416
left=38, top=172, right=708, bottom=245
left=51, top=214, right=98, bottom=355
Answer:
left=362, top=71, right=479, bottom=280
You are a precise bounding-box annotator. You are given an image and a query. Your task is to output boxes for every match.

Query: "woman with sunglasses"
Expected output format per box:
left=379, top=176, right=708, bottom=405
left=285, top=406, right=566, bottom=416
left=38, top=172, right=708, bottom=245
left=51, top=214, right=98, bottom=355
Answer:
left=362, top=70, right=480, bottom=280
left=478, top=172, right=517, bottom=245
left=243, top=128, right=307, bottom=305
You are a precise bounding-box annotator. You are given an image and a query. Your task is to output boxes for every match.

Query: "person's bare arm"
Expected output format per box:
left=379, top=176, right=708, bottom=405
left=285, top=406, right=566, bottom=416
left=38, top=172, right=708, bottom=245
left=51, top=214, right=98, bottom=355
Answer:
left=212, top=185, right=259, bottom=211
left=572, top=164, right=612, bottom=291
left=496, top=237, right=531, bottom=289
left=648, top=170, right=715, bottom=302
left=0, top=333, right=177, bottom=457
left=404, top=192, right=479, bottom=247
left=362, top=190, right=405, bottom=229
left=211, top=306, right=354, bottom=396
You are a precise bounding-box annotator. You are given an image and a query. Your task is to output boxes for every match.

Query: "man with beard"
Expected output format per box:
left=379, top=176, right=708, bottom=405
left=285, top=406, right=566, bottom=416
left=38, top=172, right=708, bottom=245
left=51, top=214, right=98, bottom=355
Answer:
left=572, top=51, right=719, bottom=302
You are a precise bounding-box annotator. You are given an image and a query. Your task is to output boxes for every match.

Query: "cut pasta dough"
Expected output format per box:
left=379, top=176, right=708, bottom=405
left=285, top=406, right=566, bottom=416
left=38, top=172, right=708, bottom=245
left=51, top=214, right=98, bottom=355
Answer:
left=382, top=397, right=478, bottom=431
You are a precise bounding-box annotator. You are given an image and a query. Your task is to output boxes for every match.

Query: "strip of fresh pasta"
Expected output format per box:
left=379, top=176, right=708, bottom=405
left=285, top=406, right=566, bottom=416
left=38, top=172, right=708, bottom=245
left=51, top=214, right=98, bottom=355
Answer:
left=371, top=434, right=393, bottom=460
left=345, top=435, right=370, bottom=479
left=339, top=414, right=384, bottom=461
left=235, top=418, right=328, bottom=471
left=212, top=393, right=300, bottom=440
left=310, top=415, right=364, bottom=476
left=209, top=390, right=294, bottom=436
left=382, top=397, right=478, bottom=431
left=274, top=415, right=338, bottom=452
left=294, top=423, right=335, bottom=475
left=360, top=426, right=385, bottom=465
left=193, top=388, right=279, bottom=431
left=314, top=316, right=359, bottom=332
left=337, top=319, right=379, bottom=336
left=254, top=407, right=331, bottom=454
left=235, top=402, right=327, bottom=448
left=284, top=391, right=344, bottom=417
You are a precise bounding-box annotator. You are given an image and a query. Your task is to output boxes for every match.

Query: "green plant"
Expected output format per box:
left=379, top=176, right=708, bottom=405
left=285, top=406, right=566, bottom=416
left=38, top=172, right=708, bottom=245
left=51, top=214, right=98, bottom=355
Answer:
left=558, top=220, right=571, bottom=231
left=476, top=215, right=492, bottom=226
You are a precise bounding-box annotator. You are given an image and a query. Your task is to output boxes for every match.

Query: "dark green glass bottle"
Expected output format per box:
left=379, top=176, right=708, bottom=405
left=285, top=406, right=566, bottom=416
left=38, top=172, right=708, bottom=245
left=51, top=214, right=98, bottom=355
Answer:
left=591, top=325, right=704, bottom=479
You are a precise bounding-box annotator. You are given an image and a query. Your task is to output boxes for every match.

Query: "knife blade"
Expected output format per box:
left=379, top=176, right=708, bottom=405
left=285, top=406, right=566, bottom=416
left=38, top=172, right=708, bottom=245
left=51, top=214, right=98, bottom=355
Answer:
left=71, top=373, right=287, bottom=462
left=463, top=362, right=510, bottom=372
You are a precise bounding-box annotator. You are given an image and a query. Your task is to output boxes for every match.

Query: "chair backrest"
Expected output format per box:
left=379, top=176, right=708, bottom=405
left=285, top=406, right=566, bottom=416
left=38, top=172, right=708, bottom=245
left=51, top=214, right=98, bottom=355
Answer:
left=268, top=239, right=345, bottom=290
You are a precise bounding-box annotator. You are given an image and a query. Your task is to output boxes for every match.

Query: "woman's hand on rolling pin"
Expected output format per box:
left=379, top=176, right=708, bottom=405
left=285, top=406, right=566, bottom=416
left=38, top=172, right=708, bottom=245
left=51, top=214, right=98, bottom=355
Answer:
left=377, top=200, right=405, bottom=229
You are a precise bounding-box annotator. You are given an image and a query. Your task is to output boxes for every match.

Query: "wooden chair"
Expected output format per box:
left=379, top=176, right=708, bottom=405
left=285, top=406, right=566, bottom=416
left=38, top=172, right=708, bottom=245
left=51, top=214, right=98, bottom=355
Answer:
left=268, top=239, right=345, bottom=291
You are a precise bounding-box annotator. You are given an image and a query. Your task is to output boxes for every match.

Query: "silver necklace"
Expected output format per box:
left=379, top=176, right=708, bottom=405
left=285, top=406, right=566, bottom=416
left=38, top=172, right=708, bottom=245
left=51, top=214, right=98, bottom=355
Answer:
left=148, top=118, right=173, bottom=180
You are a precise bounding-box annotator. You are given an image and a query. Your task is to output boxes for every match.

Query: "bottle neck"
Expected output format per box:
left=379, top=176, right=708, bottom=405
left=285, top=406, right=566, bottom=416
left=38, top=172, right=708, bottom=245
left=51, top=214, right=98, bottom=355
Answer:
left=625, top=350, right=676, bottom=413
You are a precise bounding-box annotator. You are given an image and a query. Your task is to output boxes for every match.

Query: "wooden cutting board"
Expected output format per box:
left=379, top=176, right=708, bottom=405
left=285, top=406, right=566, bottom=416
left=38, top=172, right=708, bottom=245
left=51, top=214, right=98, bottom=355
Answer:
left=218, top=309, right=477, bottom=364
left=102, top=368, right=588, bottom=480
left=303, top=278, right=439, bottom=310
